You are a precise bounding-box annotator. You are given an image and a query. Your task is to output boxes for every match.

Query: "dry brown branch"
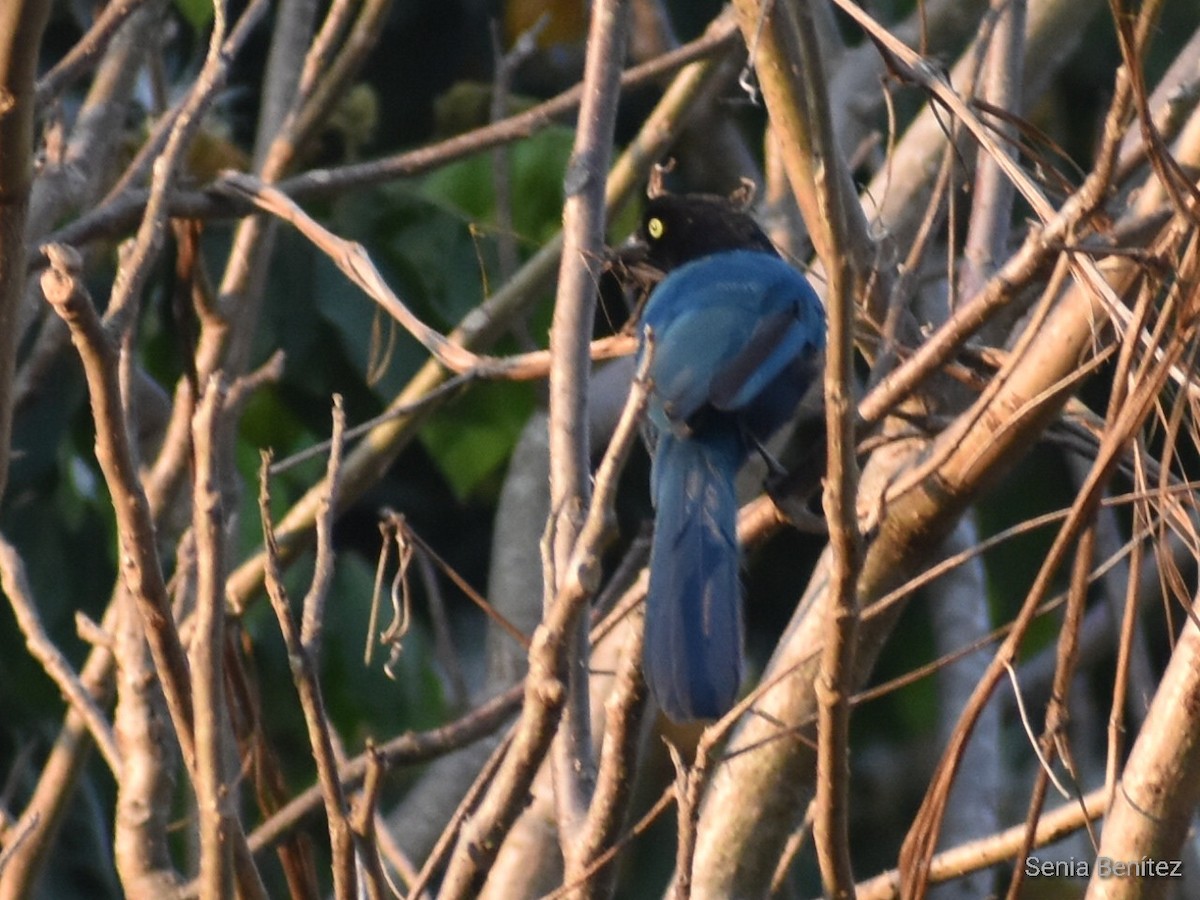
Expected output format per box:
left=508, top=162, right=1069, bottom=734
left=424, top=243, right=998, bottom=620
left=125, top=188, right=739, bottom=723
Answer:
left=217, top=0, right=394, bottom=382
left=259, top=401, right=355, bottom=899
left=282, top=0, right=394, bottom=165
left=546, top=0, right=631, bottom=855
left=1088, top=586, right=1200, bottom=898
left=668, top=742, right=702, bottom=899
left=216, top=172, right=635, bottom=380
left=239, top=684, right=521, bottom=862
left=0, top=532, right=120, bottom=774
left=0, top=0, right=51, bottom=503
left=348, top=743, right=388, bottom=900
left=566, top=610, right=648, bottom=898
left=414, top=548, right=471, bottom=709
left=958, top=0, right=1025, bottom=308
left=1010, top=211, right=1173, bottom=894
left=191, top=374, right=234, bottom=897
left=389, top=517, right=530, bottom=652
left=111, top=584, right=178, bottom=898
left=42, top=239, right=271, bottom=899
left=781, top=0, right=864, bottom=894
left=733, top=0, right=886, bottom=324
left=24, top=0, right=160, bottom=269
left=105, top=0, right=268, bottom=332
left=438, top=301, right=653, bottom=898
left=856, top=787, right=1107, bottom=899
left=902, top=215, right=1199, bottom=894
left=34, top=0, right=150, bottom=108
left=300, top=397, right=346, bottom=654
left=832, top=0, right=1140, bottom=338
left=404, top=733, right=514, bottom=900
left=558, top=340, right=655, bottom=895
left=40, top=243, right=197, bottom=769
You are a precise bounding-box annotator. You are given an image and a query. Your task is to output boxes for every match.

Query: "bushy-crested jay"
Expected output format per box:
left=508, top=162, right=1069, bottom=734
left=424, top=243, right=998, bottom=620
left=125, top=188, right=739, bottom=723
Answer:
left=632, top=193, right=826, bottom=721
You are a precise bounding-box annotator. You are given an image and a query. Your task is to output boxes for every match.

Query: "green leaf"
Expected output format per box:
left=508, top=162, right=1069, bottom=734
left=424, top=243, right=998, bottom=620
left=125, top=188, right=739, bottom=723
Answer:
left=421, top=125, right=576, bottom=246
left=419, top=379, right=537, bottom=500
left=173, top=0, right=214, bottom=31
left=323, top=187, right=495, bottom=383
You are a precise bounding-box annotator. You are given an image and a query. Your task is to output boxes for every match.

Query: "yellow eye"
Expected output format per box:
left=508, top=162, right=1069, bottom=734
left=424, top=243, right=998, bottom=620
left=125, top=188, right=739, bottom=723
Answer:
left=647, top=216, right=665, bottom=240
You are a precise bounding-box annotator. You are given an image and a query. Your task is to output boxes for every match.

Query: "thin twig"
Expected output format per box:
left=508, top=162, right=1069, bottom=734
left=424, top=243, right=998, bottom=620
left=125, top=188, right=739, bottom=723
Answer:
left=855, top=787, right=1107, bottom=899
left=105, top=0, right=268, bottom=332
left=394, top=518, right=530, bottom=651
left=958, top=0, right=1026, bottom=305
left=568, top=609, right=648, bottom=898
left=259, top=419, right=356, bottom=898
left=240, top=683, right=523, bottom=862
left=759, top=0, right=864, bottom=895
left=489, top=17, right=544, bottom=283
left=438, top=308, right=653, bottom=898
left=300, top=396, right=346, bottom=654
left=0, top=532, right=120, bottom=773
left=35, top=0, right=150, bottom=105
left=404, top=732, right=515, bottom=900
left=219, top=172, right=636, bottom=380
left=1003, top=662, right=1071, bottom=800
left=732, top=0, right=886, bottom=324
left=415, top=548, right=471, bottom=710
left=40, top=242, right=196, bottom=769
left=349, top=742, right=389, bottom=900
left=669, top=742, right=703, bottom=899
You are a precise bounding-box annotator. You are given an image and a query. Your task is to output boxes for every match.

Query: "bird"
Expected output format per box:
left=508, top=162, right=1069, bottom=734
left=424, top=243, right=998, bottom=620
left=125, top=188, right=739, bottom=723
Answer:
left=631, top=191, right=826, bottom=721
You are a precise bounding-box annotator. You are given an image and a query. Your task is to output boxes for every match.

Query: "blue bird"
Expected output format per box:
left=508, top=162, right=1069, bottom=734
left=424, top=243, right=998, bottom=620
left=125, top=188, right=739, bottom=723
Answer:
left=632, top=194, right=826, bottom=721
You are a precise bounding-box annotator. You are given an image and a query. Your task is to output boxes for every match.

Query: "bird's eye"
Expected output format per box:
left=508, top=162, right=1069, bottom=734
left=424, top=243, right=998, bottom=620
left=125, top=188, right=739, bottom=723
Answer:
left=647, top=216, right=665, bottom=240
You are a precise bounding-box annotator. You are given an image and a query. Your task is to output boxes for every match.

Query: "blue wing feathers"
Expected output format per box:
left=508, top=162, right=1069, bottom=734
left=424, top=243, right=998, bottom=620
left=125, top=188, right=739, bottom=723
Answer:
left=643, top=250, right=825, bottom=431
left=709, top=309, right=815, bottom=413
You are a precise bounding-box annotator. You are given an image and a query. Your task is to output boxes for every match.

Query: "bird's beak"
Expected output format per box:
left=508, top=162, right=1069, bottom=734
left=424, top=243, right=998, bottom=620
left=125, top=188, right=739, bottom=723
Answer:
left=608, top=232, right=661, bottom=287
left=615, top=231, right=649, bottom=264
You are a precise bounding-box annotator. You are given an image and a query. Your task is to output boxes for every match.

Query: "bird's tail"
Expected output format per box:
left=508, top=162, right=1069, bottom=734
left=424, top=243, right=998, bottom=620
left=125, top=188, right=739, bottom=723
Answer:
left=645, top=433, right=744, bottom=721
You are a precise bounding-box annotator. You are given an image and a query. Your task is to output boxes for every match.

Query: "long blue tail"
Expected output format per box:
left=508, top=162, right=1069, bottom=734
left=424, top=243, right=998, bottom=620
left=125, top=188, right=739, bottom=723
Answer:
left=645, top=432, right=744, bottom=721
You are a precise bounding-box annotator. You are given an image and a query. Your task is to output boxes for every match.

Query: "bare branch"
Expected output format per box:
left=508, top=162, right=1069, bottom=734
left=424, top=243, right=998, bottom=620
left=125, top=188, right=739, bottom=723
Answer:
left=0, top=0, right=52, bottom=502
left=40, top=242, right=196, bottom=768
left=239, top=683, right=522, bottom=864
left=191, top=375, right=235, bottom=898
left=259, top=417, right=356, bottom=898
left=1090, top=588, right=1200, bottom=892
left=105, top=0, right=269, bottom=332
left=437, top=297, right=652, bottom=898
left=0, top=532, right=119, bottom=773
left=545, top=0, right=631, bottom=851
left=771, top=0, right=865, bottom=894
left=34, top=0, right=150, bottom=108
left=856, top=788, right=1106, bottom=899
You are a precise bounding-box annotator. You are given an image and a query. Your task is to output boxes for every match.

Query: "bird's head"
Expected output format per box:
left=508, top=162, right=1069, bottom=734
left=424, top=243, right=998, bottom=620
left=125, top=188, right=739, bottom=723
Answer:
left=635, top=192, right=778, bottom=271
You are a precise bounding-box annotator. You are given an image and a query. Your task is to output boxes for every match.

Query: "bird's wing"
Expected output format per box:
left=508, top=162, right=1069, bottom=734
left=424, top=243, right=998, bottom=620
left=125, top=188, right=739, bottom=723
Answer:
left=648, top=301, right=754, bottom=431
left=642, top=251, right=825, bottom=430
left=708, top=305, right=817, bottom=413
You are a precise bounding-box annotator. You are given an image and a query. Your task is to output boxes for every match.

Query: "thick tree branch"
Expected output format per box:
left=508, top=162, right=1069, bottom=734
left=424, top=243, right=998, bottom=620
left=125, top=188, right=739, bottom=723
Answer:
left=0, top=0, right=51, bottom=502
